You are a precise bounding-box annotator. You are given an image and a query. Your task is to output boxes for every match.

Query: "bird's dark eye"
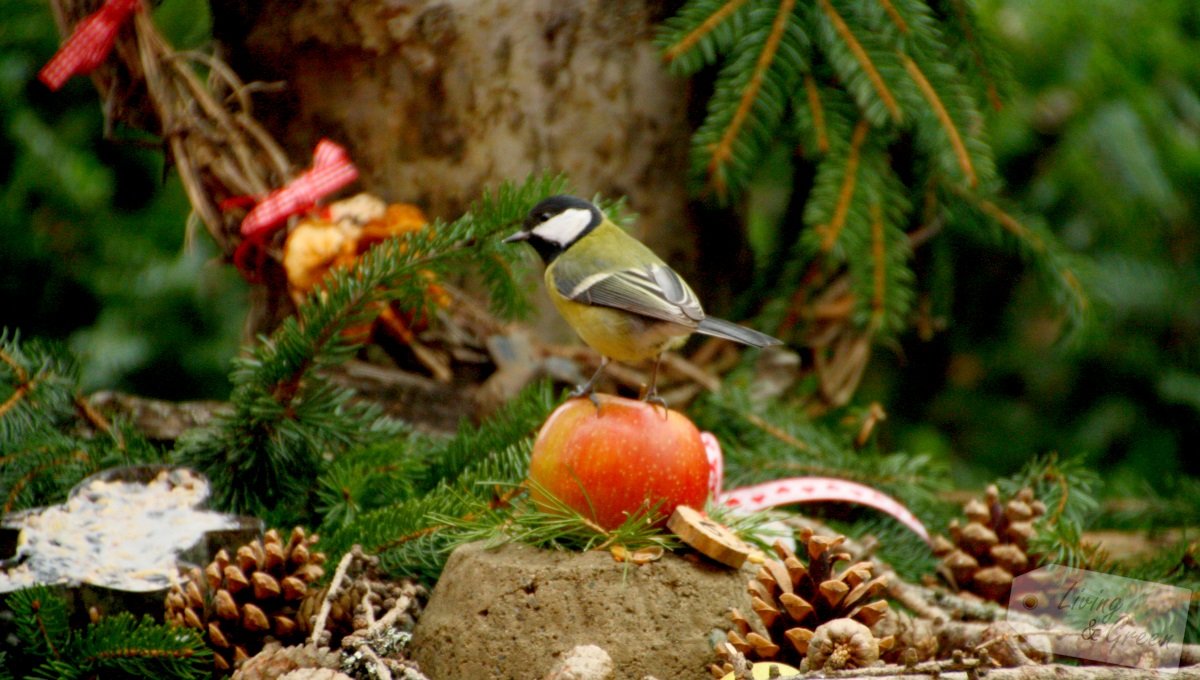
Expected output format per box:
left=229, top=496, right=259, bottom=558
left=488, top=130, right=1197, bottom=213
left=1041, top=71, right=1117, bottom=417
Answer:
left=540, top=212, right=552, bottom=221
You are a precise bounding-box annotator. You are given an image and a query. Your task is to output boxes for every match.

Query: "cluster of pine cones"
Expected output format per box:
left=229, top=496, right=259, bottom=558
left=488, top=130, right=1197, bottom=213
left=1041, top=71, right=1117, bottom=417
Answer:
left=165, top=529, right=424, bottom=675
left=714, top=484, right=1049, bottom=676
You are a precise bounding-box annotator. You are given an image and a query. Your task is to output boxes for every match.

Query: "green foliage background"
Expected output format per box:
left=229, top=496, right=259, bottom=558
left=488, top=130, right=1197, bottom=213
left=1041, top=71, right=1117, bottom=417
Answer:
left=1, top=0, right=243, bottom=400
left=866, top=0, right=1200, bottom=493
left=2, top=0, right=1198, bottom=494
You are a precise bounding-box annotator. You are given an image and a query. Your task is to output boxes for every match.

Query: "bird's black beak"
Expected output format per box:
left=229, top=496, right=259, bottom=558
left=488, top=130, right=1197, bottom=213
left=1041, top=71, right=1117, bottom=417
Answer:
left=502, top=231, right=531, bottom=244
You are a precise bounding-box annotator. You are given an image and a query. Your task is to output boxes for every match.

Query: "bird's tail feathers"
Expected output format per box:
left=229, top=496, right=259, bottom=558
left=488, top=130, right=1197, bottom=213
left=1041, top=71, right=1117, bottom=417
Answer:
left=696, top=317, right=783, bottom=348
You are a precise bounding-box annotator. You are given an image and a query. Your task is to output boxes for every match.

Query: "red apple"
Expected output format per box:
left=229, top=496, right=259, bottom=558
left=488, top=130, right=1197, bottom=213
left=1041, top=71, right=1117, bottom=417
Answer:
left=528, top=394, right=710, bottom=530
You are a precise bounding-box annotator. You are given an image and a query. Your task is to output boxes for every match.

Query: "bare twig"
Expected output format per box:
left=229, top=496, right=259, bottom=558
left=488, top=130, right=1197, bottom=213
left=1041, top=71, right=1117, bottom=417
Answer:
left=356, top=644, right=393, bottom=680
left=309, top=549, right=356, bottom=646
left=795, top=663, right=1200, bottom=680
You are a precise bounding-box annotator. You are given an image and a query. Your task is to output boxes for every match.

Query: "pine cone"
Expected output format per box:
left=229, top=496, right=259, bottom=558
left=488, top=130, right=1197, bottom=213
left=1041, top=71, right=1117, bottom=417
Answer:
left=803, top=618, right=885, bottom=671
left=933, top=485, right=1045, bottom=602
left=721, top=529, right=890, bottom=668
left=166, top=527, right=327, bottom=673
left=232, top=641, right=342, bottom=680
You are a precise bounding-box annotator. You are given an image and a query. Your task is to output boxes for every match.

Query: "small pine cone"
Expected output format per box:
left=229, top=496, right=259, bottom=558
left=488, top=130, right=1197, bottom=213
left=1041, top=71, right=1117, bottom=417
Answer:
left=167, top=527, right=325, bottom=674
left=278, top=670, right=353, bottom=680
left=933, top=485, right=1045, bottom=602
left=871, top=609, right=937, bottom=663
left=980, top=621, right=1052, bottom=667
left=724, top=528, right=889, bottom=668
left=802, top=618, right=886, bottom=671
left=710, top=642, right=751, bottom=680
left=232, top=641, right=343, bottom=680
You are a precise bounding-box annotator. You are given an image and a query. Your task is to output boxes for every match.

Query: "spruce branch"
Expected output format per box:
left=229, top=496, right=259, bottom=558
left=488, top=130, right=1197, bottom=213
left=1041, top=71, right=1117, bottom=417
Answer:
left=877, top=0, right=910, bottom=34
left=437, top=480, right=681, bottom=558
left=945, top=0, right=1008, bottom=112
left=76, top=612, right=209, bottom=679
left=0, top=330, right=78, bottom=443
left=321, top=431, right=542, bottom=580
left=3, top=587, right=208, bottom=680
left=816, top=0, right=903, bottom=123
left=868, top=203, right=890, bottom=329
left=0, top=332, right=159, bottom=513
left=658, top=0, right=754, bottom=74
left=689, top=1, right=810, bottom=198
left=174, top=174, right=566, bottom=517
left=801, top=73, right=831, bottom=153
left=814, top=118, right=871, bottom=253
left=7, top=586, right=69, bottom=664
left=942, top=185, right=1091, bottom=334
left=901, top=52, right=976, bottom=186
left=316, top=380, right=556, bottom=535
left=705, top=0, right=800, bottom=197
left=659, top=0, right=1081, bottom=362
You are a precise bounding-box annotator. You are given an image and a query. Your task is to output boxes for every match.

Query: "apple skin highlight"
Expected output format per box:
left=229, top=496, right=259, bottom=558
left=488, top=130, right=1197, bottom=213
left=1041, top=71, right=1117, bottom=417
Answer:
left=528, top=394, right=710, bottom=530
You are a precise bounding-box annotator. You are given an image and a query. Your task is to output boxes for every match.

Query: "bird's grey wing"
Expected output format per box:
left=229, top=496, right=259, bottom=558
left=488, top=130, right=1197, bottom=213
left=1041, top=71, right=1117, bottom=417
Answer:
left=553, top=262, right=704, bottom=326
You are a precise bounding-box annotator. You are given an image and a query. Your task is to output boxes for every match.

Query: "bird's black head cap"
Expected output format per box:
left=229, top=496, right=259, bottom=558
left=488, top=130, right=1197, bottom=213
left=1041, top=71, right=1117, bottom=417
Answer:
left=503, top=195, right=603, bottom=263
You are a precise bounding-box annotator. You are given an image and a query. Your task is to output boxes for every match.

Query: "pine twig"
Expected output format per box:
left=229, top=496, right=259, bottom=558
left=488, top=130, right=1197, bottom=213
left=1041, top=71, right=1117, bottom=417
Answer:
left=0, top=345, right=33, bottom=420
left=901, top=54, right=977, bottom=187
left=310, top=549, right=357, bottom=646
left=817, top=0, right=902, bottom=122
left=708, top=0, right=797, bottom=196
left=803, top=74, right=830, bottom=153
left=31, top=599, right=62, bottom=661
left=879, top=0, right=910, bottom=34
left=663, top=0, right=752, bottom=63
left=870, top=203, right=888, bottom=329
left=819, top=119, right=871, bottom=252
left=947, top=0, right=1003, bottom=112
left=4, top=450, right=91, bottom=513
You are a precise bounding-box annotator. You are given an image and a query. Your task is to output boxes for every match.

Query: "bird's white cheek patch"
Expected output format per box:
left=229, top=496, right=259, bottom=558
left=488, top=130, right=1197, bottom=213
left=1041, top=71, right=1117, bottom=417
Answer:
left=532, top=208, right=593, bottom=245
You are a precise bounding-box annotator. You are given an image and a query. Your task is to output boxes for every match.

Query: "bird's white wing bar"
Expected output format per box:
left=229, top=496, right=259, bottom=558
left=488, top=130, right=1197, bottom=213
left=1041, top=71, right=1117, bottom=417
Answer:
left=650, top=264, right=704, bottom=321
left=559, top=266, right=703, bottom=327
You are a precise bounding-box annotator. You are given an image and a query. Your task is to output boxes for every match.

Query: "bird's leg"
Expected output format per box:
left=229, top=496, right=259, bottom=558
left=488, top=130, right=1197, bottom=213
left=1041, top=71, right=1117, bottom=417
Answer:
left=642, top=353, right=668, bottom=412
left=570, top=356, right=610, bottom=408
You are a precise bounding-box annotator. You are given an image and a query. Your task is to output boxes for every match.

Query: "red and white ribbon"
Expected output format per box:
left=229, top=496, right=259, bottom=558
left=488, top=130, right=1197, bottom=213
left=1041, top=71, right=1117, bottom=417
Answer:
left=239, top=139, right=359, bottom=238
left=39, top=0, right=142, bottom=91
left=702, top=432, right=931, bottom=545
left=702, top=432, right=724, bottom=501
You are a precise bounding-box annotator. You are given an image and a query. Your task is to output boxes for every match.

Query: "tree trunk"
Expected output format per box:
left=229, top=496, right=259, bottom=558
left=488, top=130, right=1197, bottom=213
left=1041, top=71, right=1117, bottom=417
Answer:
left=210, top=0, right=700, bottom=339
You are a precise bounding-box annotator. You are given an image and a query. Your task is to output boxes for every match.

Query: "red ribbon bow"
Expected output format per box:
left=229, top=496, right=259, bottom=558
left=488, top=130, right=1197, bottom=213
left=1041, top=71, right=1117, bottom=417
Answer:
left=239, top=139, right=359, bottom=238
left=39, top=0, right=142, bottom=91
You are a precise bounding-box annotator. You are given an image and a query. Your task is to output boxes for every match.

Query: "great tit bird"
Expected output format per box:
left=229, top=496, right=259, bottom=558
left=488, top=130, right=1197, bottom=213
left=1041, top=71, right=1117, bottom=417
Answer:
left=504, top=195, right=782, bottom=403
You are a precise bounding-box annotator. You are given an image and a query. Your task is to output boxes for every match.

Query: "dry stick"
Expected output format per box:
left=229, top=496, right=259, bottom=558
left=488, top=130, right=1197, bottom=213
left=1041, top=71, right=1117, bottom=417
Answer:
left=363, top=590, right=415, bottom=638
left=309, top=549, right=356, bottom=646
left=164, top=38, right=268, bottom=193
left=341, top=590, right=418, bottom=680
left=788, top=663, right=1200, bottom=680
left=361, top=581, right=377, bottom=628
left=356, top=644, right=393, bottom=680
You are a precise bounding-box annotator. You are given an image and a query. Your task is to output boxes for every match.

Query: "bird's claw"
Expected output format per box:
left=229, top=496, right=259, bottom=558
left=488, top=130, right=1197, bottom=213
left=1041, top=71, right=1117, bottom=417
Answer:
left=641, top=390, right=669, bottom=416
left=569, top=382, right=603, bottom=410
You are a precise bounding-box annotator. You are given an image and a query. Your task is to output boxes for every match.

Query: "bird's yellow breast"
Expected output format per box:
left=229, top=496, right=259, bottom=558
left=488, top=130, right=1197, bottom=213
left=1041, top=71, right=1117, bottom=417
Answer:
left=545, top=267, right=690, bottom=364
